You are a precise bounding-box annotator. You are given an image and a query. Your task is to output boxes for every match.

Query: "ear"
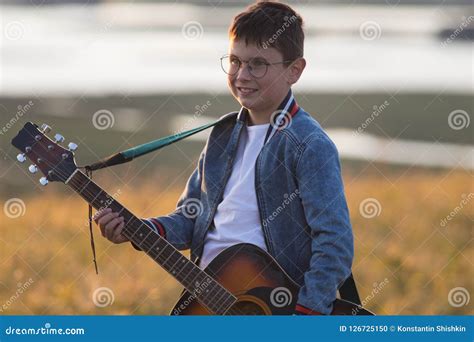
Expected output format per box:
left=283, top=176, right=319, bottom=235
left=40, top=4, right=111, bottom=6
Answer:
left=286, top=58, right=306, bottom=85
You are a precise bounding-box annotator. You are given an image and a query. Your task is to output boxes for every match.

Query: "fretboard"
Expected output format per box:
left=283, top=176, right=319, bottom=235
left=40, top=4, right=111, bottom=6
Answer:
left=66, top=169, right=236, bottom=314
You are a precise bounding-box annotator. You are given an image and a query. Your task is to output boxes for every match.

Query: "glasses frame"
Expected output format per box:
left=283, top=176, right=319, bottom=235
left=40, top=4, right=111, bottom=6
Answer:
left=220, top=54, right=295, bottom=79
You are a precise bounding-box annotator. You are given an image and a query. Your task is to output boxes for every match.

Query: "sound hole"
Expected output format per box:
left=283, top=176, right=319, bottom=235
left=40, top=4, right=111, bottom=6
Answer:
left=225, top=300, right=267, bottom=315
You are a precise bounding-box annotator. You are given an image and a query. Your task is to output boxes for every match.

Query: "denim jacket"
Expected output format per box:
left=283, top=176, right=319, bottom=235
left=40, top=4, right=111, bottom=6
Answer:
left=145, top=92, right=354, bottom=314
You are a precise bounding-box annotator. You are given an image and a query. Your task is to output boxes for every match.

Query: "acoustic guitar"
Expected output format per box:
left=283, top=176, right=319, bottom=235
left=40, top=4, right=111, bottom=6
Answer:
left=11, top=122, right=374, bottom=316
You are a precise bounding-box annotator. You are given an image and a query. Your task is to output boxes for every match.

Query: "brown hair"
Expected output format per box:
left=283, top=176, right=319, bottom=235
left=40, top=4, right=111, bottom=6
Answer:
left=229, top=1, right=304, bottom=63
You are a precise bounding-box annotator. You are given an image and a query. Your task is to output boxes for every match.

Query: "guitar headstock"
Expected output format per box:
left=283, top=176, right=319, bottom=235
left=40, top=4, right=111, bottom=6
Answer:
left=11, top=122, right=79, bottom=185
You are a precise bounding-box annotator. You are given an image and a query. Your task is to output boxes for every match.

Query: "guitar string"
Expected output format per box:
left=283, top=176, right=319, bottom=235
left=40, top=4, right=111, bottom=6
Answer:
left=68, top=173, right=241, bottom=315
left=21, top=133, right=364, bottom=316
left=29, top=142, right=253, bottom=315
left=49, top=162, right=244, bottom=315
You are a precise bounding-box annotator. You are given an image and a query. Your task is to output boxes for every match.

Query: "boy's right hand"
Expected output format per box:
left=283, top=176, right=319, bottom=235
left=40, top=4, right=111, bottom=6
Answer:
left=93, top=208, right=130, bottom=244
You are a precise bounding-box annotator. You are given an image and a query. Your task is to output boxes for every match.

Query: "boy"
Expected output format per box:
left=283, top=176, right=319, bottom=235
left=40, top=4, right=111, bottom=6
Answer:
left=95, top=1, right=353, bottom=315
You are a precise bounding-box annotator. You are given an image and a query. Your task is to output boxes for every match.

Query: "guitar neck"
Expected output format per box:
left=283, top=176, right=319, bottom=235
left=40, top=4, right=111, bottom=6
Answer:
left=65, top=169, right=236, bottom=314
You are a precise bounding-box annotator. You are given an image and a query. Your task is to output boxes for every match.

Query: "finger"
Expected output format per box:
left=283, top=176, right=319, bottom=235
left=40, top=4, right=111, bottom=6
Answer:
left=97, top=213, right=119, bottom=230
left=97, top=212, right=119, bottom=236
left=112, top=222, right=128, bottom=244
left=93, top=208, right=112, bottom=223
left=105, top=216, right=124, bottom=240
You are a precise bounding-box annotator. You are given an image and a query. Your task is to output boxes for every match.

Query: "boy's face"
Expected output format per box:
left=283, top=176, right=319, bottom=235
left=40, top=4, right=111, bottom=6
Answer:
left=227, top=39, right=301, bottom=118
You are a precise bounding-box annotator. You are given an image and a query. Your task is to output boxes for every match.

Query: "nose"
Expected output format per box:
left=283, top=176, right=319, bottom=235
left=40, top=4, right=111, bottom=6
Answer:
left=235, top=62, right=253, bottom=81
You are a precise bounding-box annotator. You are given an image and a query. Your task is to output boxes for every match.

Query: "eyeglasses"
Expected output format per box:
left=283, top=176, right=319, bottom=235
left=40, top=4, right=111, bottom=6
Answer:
left=220, top=54, right=294, bottom=79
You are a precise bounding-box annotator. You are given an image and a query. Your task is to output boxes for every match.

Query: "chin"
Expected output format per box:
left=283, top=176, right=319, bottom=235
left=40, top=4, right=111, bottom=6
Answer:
left=236, top=96, right=259, bottom=111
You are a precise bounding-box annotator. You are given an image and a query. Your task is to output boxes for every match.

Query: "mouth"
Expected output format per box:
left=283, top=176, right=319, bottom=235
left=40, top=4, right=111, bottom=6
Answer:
left=236, top=86, right=258, bottom=96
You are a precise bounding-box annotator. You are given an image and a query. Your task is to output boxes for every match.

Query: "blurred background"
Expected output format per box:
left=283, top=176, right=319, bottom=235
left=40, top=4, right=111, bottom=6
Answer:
left=0, top=0, right=472, bottom=315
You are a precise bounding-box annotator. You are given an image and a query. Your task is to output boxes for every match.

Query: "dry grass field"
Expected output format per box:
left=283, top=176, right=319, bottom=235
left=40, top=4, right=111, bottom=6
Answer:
left=1, top=168, right=472, bottom=315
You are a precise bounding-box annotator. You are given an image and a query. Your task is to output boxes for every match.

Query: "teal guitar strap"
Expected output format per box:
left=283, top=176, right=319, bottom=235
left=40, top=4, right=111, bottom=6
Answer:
left=85, top=115, right=233, bottom=171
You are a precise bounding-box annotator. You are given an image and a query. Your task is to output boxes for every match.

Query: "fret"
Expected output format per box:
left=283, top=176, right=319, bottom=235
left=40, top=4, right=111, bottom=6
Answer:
left=213, top=291, right=236, bottom=315
left=164, top=251, right=182, bottom=270
left=135, top=228, right=152, bottom=246
left=209, top=286, right=229, bottom=310
left=65, top=169, right=237, bottom=314
left=145, top=236, right=161, bottom=254
left=167, top=255, right=185, bottom=276
left=175, top=259, right=198, bottom=286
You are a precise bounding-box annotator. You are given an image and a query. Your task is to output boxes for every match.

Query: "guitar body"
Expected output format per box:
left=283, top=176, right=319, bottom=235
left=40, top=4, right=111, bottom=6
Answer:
left=171, top=243, right=373, bottom=315
left=11, top=123, right=374, bottom=316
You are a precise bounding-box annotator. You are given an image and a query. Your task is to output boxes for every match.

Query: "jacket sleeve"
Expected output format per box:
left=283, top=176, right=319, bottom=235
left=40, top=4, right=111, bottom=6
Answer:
left=294, top=132, right=354, bottom=315
left=133, top=147, right=206, bottom=251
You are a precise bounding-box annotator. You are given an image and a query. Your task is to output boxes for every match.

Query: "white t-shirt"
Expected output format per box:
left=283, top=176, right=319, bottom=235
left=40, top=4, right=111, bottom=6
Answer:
left=198, top=123, right=270, bottom=269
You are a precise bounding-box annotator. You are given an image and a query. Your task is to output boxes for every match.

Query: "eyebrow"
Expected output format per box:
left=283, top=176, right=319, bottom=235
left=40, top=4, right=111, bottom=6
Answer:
left=229, top=54, right=269, bottom=62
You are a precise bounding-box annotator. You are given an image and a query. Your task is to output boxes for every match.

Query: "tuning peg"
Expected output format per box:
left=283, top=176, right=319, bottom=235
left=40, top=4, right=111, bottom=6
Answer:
left=16, top=153, right=26, bottom=163
left=39, top=177, right=49, bottom=186
left=68, top=142, right=78, bottom=151
left=54, top=134, right=64, bottom=143
left=40, top=124, right=51, bottom=133
left=28, top=164, right=38, bottom=173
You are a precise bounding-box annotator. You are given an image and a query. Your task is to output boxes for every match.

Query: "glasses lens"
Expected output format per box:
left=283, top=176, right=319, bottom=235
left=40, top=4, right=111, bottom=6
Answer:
left=248, top=59, right=268, bottom=78
left=221, top=56, right=239, bottom=75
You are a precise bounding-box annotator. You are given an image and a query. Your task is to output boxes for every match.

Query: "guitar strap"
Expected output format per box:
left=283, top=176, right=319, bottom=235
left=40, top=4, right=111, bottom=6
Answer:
left=84, top=111, right=362, bottom=305
left=339, top=273, right=361, bottom=305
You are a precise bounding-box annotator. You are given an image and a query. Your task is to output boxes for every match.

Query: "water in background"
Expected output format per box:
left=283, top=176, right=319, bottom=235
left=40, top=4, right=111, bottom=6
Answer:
left=1, top=2, right=472, bottom=192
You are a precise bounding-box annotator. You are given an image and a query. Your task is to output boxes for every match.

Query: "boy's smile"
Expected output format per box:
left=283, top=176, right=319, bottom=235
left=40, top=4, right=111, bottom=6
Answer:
left=226, top=39, right=305, bottom=125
